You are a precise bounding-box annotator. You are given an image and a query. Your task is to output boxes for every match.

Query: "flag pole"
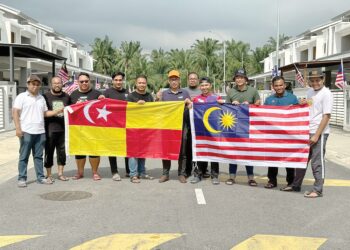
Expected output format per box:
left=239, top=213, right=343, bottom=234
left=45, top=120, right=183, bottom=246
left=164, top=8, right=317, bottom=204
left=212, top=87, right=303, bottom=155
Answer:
left=275, top=0, right=280, bottom=70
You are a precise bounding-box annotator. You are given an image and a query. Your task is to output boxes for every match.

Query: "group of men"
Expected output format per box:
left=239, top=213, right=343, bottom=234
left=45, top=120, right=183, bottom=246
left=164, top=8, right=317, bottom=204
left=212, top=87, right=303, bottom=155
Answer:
left=13, top=67, right=332, bottom=198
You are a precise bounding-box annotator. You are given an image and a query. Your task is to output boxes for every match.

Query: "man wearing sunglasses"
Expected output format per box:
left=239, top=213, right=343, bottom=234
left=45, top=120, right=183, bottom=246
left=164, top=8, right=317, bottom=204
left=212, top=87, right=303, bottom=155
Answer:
left=70, top=72, right=105, bottom=181
left=13, top=75, right=64, bottom=187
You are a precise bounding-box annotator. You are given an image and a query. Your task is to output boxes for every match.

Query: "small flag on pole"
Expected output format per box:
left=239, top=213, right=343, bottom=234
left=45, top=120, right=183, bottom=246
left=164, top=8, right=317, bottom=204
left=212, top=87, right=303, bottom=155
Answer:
left=63, top=72, right=79, bottom=95
left=58, top=61, right=69, bottom=84
left=294, top=64, right=305, bottom=87
left=95, top=77, right=100, bottom=90
left=271, top=65, right=279, bottom=77
left=335, top=60, right=346, bottom=90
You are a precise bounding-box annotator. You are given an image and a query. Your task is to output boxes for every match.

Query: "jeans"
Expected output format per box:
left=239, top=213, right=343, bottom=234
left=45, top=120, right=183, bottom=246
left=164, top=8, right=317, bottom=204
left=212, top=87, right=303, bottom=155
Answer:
left=229, top=164, right=254, bottom=176
left=128, top=158, right=145, bottom=177
left=18, top=133, right=46, bottom=182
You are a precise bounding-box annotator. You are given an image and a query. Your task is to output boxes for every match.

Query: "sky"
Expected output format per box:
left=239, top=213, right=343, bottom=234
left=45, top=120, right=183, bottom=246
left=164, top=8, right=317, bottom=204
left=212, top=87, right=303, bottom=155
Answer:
left=1, top=0, right=350, bottom=52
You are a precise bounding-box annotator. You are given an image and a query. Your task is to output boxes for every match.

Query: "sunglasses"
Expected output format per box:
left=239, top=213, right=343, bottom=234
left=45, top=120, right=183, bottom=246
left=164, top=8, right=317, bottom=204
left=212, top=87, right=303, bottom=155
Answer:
left=79, top=80, right=89, bottom=84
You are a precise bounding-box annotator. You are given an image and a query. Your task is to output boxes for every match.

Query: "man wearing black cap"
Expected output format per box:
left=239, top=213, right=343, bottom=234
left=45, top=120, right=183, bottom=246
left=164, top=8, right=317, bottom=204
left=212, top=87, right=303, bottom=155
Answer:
left=225, top=68, right=260, bottom=186
left=282, top=69, right=333, bottom=198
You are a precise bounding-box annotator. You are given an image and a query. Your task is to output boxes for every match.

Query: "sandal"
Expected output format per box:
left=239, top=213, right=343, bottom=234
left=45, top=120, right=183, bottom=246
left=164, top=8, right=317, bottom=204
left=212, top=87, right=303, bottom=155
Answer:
left=264, top=182, right=276, bottom=189
left=304, top=190, right=323, bottom=198
left=92, top=173, right=101, bottom=181
left=72, top=173, right=84, bottom=180
left=130, top=176, right=140, bottom=183
left=58, top=175, right=69, bottom=181
left=46, top=176, right=55, bottom=183
left=248, top=179, right=258, bottom=186
left=225, top=178, right=235, bottom=185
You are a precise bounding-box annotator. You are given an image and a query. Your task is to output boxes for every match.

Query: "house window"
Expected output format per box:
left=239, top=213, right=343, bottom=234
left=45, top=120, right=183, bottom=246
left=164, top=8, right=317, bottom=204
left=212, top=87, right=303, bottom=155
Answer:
left=312, top=46, right=316, bottom=60
left=21, top=36, right=31, bottom=44
left=11, top=32, right=15, bottom=43
left=56, top=49, right=62, bottom=56
left=341, top=34, right=350, bottom=52
left=79, top=58, right=83, bottom=68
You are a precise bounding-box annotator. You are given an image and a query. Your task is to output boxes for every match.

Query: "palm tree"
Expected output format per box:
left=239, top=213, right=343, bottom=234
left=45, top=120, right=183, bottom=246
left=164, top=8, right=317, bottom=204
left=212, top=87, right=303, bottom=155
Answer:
left=250, top=45, right=271, bottom=74
left=90, top=36, right=115, bottom=75
left=192, top=38, right=221, bottom=79
left=118, top=41, right=142, bottom=85
left=267, top=34, right=291, bottom=51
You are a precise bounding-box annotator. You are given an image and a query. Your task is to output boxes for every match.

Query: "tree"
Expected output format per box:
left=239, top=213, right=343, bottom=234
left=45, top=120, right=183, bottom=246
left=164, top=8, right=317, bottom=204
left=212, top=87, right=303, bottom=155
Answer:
left=266, top=34, right=291, bottom=51
left=90, top=36, right=115, bottom=75
left=118, top=41, right=142, bottom=85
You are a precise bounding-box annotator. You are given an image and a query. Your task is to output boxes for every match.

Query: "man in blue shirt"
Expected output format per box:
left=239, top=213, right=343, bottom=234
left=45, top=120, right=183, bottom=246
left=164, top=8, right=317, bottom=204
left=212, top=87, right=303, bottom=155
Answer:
left=264, top=76, right=299, bottom=189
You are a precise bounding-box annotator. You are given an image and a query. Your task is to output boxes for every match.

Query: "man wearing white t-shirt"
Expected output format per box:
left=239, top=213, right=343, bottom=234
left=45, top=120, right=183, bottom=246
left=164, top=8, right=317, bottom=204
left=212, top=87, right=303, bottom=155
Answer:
left=13, top=75, right=63, bottom=187
left=282, top=69, right=333, bottom=198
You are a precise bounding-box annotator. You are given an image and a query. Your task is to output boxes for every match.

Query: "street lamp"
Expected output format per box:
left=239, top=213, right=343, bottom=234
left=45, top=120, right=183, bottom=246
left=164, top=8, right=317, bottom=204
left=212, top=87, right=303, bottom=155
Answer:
left=209, top=30, right=226, bottom=92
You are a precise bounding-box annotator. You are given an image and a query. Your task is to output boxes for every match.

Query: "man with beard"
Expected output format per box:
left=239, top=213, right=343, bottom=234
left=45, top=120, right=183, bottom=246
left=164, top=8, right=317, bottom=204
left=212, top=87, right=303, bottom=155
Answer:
left=43, top=76, right=71, bottom=182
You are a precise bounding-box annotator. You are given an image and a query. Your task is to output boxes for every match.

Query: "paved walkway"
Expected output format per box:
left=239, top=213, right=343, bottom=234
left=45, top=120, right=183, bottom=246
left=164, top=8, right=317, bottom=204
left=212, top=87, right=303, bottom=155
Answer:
left=0, top=127, right=349, bottom=182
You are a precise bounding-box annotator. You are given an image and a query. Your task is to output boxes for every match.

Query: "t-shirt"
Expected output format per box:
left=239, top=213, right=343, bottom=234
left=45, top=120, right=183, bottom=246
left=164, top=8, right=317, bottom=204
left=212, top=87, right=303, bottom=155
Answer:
left=226, top=85, right=260, bottom=104
left=307, top=86, right=333, bottom=134
left=193, top=93, right=221, bottom=103
left=13, top=91, right=48, bottom=134
left=70, top=88, right=102, bottom=104
left=104, top=87, right=129, bottom=101
left=43, top=91, right=71, bottom=134
left=184, top=87, right=201, bottom=100
left=161, top=88, right=191, bottom=101
left=264, top=91, right=299, bottom=106
left=126, top=91, right=154, bottom=102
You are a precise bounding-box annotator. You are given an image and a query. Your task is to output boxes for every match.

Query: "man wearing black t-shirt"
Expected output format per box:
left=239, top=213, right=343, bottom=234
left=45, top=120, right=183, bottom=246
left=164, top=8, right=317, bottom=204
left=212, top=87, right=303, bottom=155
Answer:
left=70, top=72, right=104, bottom=181
left=104, top=72, right=130, bottom=180
left=43, top=76, right=71, bottom=182
left=126, top=75, right=154, bottom=183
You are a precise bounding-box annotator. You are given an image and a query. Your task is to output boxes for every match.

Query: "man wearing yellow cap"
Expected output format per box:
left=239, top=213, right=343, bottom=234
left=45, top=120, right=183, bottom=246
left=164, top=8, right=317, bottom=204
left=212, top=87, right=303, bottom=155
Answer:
left=158, top=70, right=192, bottom=183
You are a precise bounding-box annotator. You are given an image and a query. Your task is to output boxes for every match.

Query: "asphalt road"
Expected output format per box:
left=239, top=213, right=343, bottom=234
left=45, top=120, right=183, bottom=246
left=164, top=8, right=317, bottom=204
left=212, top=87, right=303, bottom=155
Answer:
left=0, top=157, right=350, bottom=249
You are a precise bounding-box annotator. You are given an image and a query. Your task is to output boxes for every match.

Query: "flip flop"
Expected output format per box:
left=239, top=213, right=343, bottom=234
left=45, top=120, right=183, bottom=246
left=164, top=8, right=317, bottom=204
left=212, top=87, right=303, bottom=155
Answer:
left=92, top=173, right=101, bottom=181
left=248, top=179, right=258, bottom=186
left=58, top=175, right=69, bottom=181
left=264, top=182, right=276, bottom=189
left=72, top=173, right=84, bottom=180
left=225, top=178, right=235, bottom=185
left=304, top=191, right=323, bottom=198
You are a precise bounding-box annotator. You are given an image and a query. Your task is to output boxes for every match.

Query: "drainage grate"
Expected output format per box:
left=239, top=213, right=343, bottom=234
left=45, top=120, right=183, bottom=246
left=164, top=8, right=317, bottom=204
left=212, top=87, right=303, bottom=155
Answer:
left=40, top=191, right=92, bottom=201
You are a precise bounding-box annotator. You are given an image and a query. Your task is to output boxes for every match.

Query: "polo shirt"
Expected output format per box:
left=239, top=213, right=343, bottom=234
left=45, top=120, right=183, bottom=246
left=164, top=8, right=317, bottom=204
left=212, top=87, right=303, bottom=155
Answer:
left=13, top=91, right=48, bottom=134
left=184, top=87, right=201, bottom=100
left=193, top=93, right=221, bottom=103
left=161, top=88, right=191, bottom=101
left=264, top=91, right=299, bottom=106
left=226, top=85, right=260, bottom=104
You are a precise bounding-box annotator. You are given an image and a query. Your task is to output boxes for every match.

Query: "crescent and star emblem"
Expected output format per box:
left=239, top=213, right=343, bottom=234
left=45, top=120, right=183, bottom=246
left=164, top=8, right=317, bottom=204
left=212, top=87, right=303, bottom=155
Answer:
left=83, top=100, right=112, bottom=124
left=203, top=107, right=237, bottom=134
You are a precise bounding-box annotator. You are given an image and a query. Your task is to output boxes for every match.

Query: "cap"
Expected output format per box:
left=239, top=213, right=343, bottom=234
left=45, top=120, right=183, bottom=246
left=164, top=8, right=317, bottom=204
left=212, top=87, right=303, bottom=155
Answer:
left=26, top=75, right=41, bottom=83
left=308, top=68, right=324, bottom=78
left=168, top=70, right=180, bottom=78
left=233, top=68, right=248, bottom=80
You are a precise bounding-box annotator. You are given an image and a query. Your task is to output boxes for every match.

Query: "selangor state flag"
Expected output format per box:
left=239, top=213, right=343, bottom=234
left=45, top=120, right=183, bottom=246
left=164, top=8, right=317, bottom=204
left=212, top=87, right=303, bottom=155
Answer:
left=65, top=98, right=184, bottom=160
left=190, top=103, right=310, bottom=168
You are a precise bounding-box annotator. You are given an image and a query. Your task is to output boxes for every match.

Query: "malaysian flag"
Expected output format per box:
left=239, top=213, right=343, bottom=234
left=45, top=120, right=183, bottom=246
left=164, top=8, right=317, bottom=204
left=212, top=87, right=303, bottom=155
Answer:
left=335, top=63, right=346, bottom=90
left=63, top=73, right=79, bottom=95
left=103, top=82, right=109, bottom=89
left=95, top=77, right=100, bottom=90
left=294, top=64, right=305, bottom=87
left=190, top=103, right=310, bottom=169
left=58, top=61, right=69, bottom=84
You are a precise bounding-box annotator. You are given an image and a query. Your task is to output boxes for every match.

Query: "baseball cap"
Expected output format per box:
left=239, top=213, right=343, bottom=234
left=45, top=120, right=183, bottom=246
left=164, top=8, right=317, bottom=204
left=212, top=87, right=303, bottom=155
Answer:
left=308, top=68, right=324, bottom=78
left=26, top=75, right=42, bottom=84
left=168, top=70, right=180, bottom=78
left=233, top=68, right=248, bottom=80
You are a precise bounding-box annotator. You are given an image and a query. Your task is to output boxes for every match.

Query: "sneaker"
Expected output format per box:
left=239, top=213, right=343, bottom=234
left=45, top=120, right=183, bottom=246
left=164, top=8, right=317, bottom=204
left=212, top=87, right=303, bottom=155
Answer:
left=17, top=180, right=27, bottom=188
left=38, top=178, right=53, bottom=185
left=190, top=176, right=201, bottom=184
left=112, top=173, right=121, bottom=181
left=140, top=174, right=154, bottom=180
left=202, top=173, right=210, bottom=178
left=159, top=175, right=169, bottom=183
left=212, top=177, right=220, bottom=185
